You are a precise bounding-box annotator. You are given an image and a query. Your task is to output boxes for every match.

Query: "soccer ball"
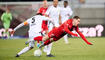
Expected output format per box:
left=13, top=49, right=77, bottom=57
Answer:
left=34, top=49, right=42, bottom=56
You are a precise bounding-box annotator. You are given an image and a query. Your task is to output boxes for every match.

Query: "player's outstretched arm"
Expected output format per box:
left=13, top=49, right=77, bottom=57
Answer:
left=14, top=21, right=28, bottom=31
left=10, top=21, right=28, bottom=36
left=10, top=22, right=25, bottom=36
left=76, top=27, right=93, bottom=45
left=10, top=30, right=15, bottom=35
left=14, top=23, right=24, bottom=31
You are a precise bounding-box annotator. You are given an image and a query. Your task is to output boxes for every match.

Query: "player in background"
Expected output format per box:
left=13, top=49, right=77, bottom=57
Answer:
left=45, top=0, right=61, bottom=30
left=43, top=0, right=61, bottom=57
left=11, top=13, right=54, bottom=57
left=1, top=8, right=12, bottom=38
left=37, top=0, right=48, bottom=34
left=60, top=1, right=73, bottom=44
left=34, top=16, right=93, bottom=49
left=37, top=0, right=55, bottom=57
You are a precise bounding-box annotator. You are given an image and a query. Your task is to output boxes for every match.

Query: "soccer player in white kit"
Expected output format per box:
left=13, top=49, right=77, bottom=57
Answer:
left=44, top=0, right=61, bottom=57
left=11, top=13, right=54, bottom=57
left=45, top=0, right=61, bottom=30
left=60, top=1, right=73, bottom=44
left=37, top=0, right=55, bottom=57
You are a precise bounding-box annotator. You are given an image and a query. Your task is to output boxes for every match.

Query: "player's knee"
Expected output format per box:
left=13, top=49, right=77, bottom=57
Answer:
left=42, top=35, right=49, bottom=42
left=42, top=38, right=46, bottom=42
left=30, top=47, right=34, bottom=49
left=50, top=38, right=54, bottom=42
left=29, top=46, right=34, bottom=49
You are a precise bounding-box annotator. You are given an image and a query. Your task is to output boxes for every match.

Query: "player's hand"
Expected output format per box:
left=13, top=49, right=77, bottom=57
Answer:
left=87, top=42, right=93, bottom=45
left=10, top=30, right=15, bottom=35
left=73, top=34, right=78, bottom=37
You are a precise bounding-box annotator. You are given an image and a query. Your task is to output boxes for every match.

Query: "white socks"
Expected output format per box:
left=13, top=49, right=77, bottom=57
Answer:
left=18, top=47, right=30, bottom=55
left=43, top=43, right=52, bottom=55
left=17, top=43, right=53, bottom=56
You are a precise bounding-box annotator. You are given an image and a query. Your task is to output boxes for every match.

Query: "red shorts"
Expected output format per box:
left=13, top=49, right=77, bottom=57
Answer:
left=48, top=27, right=66, bottom=41
left=44, top=27, right=66, bottom=45
left=42, top=20, right=48, bottom=31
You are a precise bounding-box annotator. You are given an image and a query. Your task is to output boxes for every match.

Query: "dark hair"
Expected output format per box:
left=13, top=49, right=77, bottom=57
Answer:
left=73, top=16, right=80, bottom=19
left=43, top=0, right=47, bottom=1
left=64, top=1, right=68, bottom=4
left=36, top=13, right=43, bottom=16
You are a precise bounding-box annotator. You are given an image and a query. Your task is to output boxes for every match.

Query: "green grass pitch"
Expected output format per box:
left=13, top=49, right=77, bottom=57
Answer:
left=0, top=37, right=105, bottom=60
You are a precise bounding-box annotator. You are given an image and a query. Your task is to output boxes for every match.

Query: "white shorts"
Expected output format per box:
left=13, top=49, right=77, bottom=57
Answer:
left=28, top=31, right=41, bottom=47
left=29, top=39, right=35, bottom=47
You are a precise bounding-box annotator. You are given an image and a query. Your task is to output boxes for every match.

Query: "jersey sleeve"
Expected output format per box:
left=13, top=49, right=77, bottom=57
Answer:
left=14, top=19, right=29, bottom=31
left=45, top=6, right=51, bottom=15
left=24, top=21, right=28, bottom=26
left=68, top=7, right=73, bottom=16
left=37, top=7, right=42, bottom=13
left=76, top=26, right=92, bottom=45
left=1, top=13, right=5, bottom=21
left=9, top=13, right=12, bottom=20
left=59, top=7, right=61, bottom=15
left=14, top=22, right=25, bottom=31
left=24, top=18, right=31, bottom=25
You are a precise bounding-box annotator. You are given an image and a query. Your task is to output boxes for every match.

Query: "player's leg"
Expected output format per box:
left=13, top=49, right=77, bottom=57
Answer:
left=3, top=23, right=8, bottom=38
left=34, top=35, right=55, bottom=57
left=42, top=23, right=55, bottom=57
left=34, top=34, right=50, bottom=42
left=43, top=22, right=59, bottom=57
left=16, top=31, right=42, bottom=57
left=64, top=34, right=69, bottom=44
left=43, top=43, right=55, bottom=57
left=4, top=23, right=10, bottom=38
left=39, top=28, right=56, bottom=48
left=16, top=47, right=31, bottom=57
left=16, top=39, right=35, bottom=57
left=39, top=37, right=53, bottom=48
left=34, top=25, right=55, bottom=57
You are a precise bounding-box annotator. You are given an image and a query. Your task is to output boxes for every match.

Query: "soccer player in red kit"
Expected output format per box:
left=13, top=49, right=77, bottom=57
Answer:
left=34, top=16, right=93, bottom=48
left=37, top=0, right=48, bottom=34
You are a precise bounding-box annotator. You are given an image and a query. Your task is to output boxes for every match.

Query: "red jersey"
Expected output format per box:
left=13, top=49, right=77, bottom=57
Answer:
left=37, top=7, right=48, bottom=31
left=48, top=19, right=92, bottom=45
left=48, top=19, right=75, bottom=41
left=37, top=7, right=47, bottom=15
left=34, top=19, right=92, bottom=45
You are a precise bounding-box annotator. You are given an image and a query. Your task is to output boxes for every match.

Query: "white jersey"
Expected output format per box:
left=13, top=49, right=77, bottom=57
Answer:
left=60, top=6, right=73, bottom=23
left=45, top=5, right=61, bottom=27
left=26, top=15, right=51, bottom=33
left=14, top=15, right=53, bottom=38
